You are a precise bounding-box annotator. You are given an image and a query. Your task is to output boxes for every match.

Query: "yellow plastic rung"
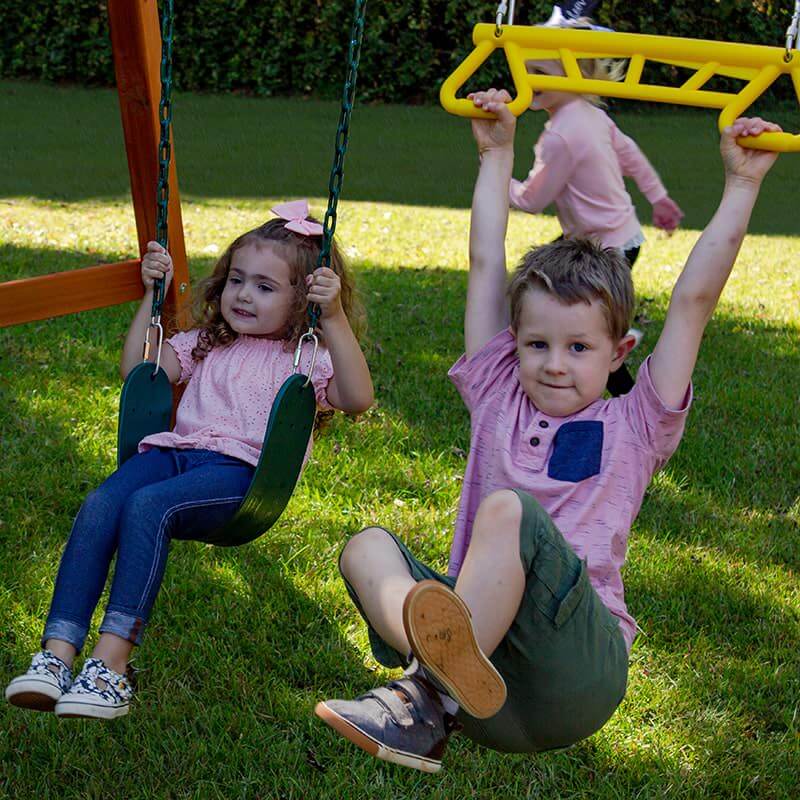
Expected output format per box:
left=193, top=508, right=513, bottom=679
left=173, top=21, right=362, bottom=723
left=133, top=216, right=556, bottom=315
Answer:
left=440, top=24, right=800, bottom=152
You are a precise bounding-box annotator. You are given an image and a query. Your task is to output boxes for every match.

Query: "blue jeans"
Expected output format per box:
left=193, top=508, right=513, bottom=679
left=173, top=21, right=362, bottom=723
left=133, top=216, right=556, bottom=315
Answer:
left=43, top=448, right=254, bottom=651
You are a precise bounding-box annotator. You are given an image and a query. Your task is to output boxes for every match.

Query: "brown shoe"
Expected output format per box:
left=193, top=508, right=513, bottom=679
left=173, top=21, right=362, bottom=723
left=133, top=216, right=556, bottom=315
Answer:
left=402, top=580, right=507, bottom=719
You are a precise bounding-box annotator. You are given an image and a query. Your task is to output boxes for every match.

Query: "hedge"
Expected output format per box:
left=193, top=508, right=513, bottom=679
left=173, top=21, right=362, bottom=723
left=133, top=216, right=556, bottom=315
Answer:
left=0, top=1, right=795, bottom=103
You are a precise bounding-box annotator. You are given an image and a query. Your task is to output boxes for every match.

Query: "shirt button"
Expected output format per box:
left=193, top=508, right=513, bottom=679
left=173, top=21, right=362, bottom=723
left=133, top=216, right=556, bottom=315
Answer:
left=539, top=420, right=549, bottom=428
left=530, top=436, right=540, bottom=446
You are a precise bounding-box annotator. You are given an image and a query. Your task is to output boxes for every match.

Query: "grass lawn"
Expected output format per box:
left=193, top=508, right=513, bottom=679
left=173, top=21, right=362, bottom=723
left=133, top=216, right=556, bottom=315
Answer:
left=0, top=80, right=798, bottom=799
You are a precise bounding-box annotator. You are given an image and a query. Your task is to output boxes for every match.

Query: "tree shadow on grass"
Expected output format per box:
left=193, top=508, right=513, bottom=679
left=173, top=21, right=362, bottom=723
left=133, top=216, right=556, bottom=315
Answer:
left=2, top=80, right=799, bottom=236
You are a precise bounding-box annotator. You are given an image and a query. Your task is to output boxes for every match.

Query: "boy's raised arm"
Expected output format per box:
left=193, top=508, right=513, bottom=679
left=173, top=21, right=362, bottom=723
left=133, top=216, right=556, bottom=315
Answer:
left=649, top=118, right=780, bottom=408
left=466, top=90, right=516, bottom=358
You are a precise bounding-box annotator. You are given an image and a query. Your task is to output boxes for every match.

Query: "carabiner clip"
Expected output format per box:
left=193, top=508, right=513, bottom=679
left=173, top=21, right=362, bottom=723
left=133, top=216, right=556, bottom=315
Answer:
left=292, top=328, right=319, bottom=388
left=142, top=319, right=165, bottom=378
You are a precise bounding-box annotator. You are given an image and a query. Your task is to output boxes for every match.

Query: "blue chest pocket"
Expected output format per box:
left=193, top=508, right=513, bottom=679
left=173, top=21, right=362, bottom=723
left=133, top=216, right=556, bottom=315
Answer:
left=548, top=420, right=604, bottom=482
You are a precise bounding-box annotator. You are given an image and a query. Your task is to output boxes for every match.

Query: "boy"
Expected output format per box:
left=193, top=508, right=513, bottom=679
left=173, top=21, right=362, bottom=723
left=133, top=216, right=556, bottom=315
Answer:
left=314, top=90, right=780, bottom=773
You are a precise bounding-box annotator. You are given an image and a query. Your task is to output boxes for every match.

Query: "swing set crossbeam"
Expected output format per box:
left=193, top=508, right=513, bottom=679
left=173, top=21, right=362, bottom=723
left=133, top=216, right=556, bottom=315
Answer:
left=440, top=24, right=800, bottom=152
left=0, top=0, right=191, bottom=331
left=0, top=260, right=143, bottom=328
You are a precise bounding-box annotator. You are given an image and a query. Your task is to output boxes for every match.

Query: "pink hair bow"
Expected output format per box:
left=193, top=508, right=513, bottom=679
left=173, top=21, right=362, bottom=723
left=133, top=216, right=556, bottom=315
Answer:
left=270, top=199, right=323, bottom=237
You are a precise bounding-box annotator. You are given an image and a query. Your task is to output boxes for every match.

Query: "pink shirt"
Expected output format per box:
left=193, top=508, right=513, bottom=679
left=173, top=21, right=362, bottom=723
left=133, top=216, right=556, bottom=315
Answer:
left=139, top=330, right=334, bottom=467
left=448, top=329, right=691, bottom=651
left=509, top=98, right=667, bottom=248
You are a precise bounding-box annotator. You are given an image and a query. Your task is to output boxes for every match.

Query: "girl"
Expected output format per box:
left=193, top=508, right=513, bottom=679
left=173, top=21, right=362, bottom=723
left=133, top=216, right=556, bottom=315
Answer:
left=5, top=200, right=374, bottom=720
left=508, top=19, right=684, bottom=394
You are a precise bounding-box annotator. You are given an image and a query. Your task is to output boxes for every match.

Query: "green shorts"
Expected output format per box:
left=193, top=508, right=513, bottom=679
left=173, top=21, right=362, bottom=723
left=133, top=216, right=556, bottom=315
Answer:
left=340, top=490, right=629, bottom=753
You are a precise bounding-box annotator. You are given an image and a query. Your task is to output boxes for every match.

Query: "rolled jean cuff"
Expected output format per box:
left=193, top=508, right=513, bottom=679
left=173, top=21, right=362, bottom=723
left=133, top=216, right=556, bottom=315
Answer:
left=100, top=609, right=146, bottom=646
left=42, top=618, right=89, bottom=653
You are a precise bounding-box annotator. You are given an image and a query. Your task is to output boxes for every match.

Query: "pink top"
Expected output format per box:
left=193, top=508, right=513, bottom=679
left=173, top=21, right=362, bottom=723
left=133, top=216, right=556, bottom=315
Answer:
left=139, top=330, right=334, bottom=467
left=448, top=329, right=691, bottom=651
left=509, top=98, right=667, bottom=248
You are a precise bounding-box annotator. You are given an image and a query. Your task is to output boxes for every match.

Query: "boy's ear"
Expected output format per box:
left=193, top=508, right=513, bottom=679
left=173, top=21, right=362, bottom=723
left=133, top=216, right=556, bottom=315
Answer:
left=610, top=332, right=638, bottom=370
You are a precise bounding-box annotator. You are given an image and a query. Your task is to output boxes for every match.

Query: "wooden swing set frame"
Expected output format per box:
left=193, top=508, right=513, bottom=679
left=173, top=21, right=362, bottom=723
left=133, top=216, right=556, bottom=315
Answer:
left=0, top=0, right=190, bottom=330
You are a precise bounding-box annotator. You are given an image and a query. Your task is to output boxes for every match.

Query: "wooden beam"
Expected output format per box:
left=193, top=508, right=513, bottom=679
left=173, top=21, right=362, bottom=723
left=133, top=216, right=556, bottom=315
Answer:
left=0, top=0, right=192, bottom=331
left=0, top=261, right=144, bottom=328
left=107, top=0, right=191, bottom=325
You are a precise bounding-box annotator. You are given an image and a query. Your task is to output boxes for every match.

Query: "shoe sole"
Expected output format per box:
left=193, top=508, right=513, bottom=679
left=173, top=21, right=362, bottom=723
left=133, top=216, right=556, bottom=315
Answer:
left=55, top=699, right=130, bottom=720
left=402, top=580, right=507, bottom=719
left=314, top=701, right=441, bottom=773
left=5, top=677, right=62, bottom=712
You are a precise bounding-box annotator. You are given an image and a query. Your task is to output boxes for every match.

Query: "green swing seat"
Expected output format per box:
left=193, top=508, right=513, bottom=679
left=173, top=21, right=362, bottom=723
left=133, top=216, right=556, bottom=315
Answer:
left=117, top=366, right=317, bottom=547
left=115, top=0, right=365, bottom=546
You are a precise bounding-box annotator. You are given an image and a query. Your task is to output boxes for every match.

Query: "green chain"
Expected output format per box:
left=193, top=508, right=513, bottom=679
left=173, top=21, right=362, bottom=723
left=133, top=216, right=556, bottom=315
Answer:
left=151, top=0, right=175, bottom=321
left=309, top=0, right=368, bottom=330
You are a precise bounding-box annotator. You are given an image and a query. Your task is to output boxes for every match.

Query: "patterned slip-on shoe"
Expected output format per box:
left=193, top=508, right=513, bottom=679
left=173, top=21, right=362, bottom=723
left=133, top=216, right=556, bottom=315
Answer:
left=315, top=676, right=459, bottom=773
left=55, top=658, right=135, bottom=720
left=402, top=579, right=507, bottom=719
left=5, top=650, right=73, bottom=712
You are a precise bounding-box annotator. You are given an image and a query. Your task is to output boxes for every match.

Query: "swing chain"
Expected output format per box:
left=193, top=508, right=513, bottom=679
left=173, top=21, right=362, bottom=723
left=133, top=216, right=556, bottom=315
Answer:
left=144, top=0, right=175, bottom=371
left=494, top=0, right=515, bottom=37
left=786, top=0, right=800, bottom=61
left=309, top=0, right=368, bottom=333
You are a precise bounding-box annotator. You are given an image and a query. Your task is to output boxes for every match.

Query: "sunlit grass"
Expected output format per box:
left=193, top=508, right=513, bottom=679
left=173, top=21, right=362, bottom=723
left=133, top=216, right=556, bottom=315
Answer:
left=0, top=81, right=798, bottom=799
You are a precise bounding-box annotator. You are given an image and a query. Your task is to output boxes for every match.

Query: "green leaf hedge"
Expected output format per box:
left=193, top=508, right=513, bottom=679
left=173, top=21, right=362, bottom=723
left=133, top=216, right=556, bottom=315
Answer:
left=0, top=1, right=795, bottom=102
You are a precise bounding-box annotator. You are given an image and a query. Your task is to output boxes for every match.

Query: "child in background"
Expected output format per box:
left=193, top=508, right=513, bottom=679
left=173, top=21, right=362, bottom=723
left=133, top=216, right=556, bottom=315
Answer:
left=512, top=24, right=684, bottom=394
left=313, top=92, right=779, bottom=773
left=5, top=200, right=373, bottom=720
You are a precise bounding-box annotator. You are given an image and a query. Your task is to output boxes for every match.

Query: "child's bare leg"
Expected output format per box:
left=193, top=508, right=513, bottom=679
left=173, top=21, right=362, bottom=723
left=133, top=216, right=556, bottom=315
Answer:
left=454, top=490, right=525, bottom=657
left=44, top=639, right=77, bottom=668
left=339, top=527, right=417, bottom=656
left=91, top=633, right=134, bottom=675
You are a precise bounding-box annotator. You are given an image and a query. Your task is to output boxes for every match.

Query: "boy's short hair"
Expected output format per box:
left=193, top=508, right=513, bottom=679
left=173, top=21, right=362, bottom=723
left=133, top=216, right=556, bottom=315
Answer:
left=508, top=239, right=633, bottom=341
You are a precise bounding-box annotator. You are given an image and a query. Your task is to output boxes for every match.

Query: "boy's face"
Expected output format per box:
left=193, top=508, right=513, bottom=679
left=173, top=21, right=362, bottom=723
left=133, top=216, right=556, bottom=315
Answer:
left=514, top=288, right=634, bottom=416
left=221, top=242, right=296, bottom=337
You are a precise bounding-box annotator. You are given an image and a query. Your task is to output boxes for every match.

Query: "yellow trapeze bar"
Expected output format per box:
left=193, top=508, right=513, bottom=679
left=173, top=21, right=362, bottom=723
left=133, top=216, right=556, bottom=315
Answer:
left=440, top=24, right=800, bottom=152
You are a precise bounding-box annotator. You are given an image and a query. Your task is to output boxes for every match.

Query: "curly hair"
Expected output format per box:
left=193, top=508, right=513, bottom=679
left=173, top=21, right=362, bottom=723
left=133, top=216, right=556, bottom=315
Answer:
left=189, top=216, right=365, bottom=362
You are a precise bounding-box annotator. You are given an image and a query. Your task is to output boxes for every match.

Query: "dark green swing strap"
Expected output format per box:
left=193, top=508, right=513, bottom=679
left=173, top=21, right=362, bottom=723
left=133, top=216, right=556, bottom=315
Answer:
left=211, top=0, right=369, bottom=546
left=117, top=0, right=176, bottom=467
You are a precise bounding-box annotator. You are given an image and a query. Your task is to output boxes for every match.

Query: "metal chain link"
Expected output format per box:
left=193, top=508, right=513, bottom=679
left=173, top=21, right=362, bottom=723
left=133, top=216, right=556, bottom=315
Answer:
left=308, top=0, right=368, bottom=331
left=152, top=0, right=175, bottom=321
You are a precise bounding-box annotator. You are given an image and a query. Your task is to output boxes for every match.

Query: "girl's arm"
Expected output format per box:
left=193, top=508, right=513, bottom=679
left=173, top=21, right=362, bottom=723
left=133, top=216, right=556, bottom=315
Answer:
left=306, top=268, right=373, bottom=414
left=467, top=89, right=517, bottom=357
left=609, top=123, right=667, bottom=202
left=610, top=124, right=684, bottom=232
left=120, top=241, right=182, bottom=383
left=509, top=132, right=572, bottom=214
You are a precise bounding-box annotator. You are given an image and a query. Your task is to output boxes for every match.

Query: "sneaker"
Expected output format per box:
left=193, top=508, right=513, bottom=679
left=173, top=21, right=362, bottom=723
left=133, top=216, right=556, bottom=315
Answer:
left=402, top=580, right=507, bottom=719
left=54, top=658, right=135, bottom=720
left=5, top=650, right=73, bottom=712
left=315, top=676, right=459, bottom=773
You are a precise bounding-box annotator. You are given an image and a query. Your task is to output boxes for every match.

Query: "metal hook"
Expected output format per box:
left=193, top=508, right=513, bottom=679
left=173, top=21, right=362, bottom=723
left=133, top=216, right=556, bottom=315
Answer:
left=142, top=320, right=165, bottom=378
left=293, top=329, right=319, bottom=388
left=786, top=0, right=800, bottom=61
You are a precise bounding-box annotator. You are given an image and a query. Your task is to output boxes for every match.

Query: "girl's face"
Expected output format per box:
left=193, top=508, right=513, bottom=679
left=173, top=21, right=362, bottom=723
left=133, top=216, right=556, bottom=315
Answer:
left=220, top=242, right=297, bottom=337
left=526, top=60, right=575, bottom=112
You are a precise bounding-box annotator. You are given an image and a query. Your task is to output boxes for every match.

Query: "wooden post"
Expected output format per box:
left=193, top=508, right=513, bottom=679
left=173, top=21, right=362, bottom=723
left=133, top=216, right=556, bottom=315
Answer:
left=0, top=0, right=191, bottom=330
left=107, top=0, right=191, bottom=329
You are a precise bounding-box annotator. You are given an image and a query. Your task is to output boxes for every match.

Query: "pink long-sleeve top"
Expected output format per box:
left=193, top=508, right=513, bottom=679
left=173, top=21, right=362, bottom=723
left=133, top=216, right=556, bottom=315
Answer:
left=509, top=98, right=667, bottom=249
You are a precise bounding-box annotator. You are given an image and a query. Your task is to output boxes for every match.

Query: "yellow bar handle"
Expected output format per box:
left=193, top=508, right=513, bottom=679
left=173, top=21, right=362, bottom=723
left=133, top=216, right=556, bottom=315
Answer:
left=439, top=24, right=800, bottom=152
left=439, top=39, right=533, bottom=118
